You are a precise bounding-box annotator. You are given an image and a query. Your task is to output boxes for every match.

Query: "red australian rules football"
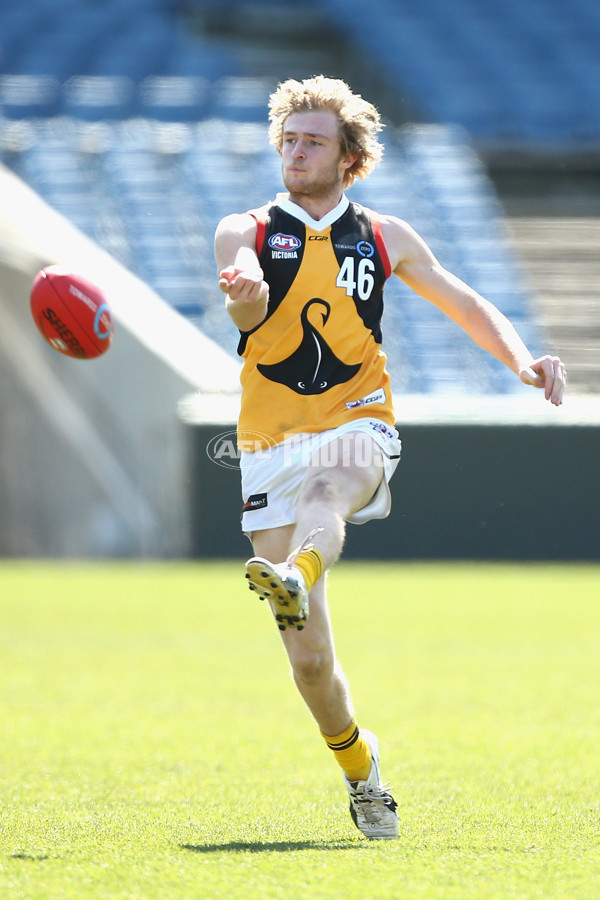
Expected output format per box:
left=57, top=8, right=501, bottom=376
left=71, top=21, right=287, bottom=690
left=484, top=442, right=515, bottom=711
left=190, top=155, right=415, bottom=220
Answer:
left=30, top=265, right=115, bottom=359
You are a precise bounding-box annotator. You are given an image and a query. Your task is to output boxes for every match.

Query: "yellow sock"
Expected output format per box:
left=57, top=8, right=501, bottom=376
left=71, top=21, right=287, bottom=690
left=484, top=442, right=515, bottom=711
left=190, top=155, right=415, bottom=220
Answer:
left=322, top=719, right=372, bottom=782
left=292, top=545, right=324, bottom=592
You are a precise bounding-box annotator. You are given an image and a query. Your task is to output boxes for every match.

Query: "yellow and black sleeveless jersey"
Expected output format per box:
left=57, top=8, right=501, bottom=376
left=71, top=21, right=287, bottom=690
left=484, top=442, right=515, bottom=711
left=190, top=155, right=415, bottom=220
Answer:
left=237, top=194, right=396, bottom=448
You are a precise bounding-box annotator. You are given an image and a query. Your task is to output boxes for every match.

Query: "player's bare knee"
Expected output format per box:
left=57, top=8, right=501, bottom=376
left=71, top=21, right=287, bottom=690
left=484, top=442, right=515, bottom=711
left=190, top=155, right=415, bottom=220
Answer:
left=290, top=648, right=334, bottom=686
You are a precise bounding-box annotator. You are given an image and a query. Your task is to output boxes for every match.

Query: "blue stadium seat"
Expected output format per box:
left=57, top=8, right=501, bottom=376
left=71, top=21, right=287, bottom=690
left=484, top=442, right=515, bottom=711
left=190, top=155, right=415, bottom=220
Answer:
left=60, top=76, right=136, bottom=121
left=137, top=76, right=211, bottom=121
left=211, top=77, right=272, bottom=123
left=87, top=22, right=175, bottom=80
left=0, top=75, right=60, bottom=118
left=164, top=37, right=241, bottom=81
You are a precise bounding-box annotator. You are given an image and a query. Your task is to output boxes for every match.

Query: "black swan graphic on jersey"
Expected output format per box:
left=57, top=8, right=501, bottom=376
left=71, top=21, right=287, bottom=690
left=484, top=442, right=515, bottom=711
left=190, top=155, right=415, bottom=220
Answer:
left=257, top=298, right=361, bottom=395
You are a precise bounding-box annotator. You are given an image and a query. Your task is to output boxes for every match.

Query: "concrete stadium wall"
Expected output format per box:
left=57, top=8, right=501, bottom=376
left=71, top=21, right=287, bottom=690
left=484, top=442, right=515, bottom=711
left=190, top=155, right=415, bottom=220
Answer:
left=185, top=421, right=599, bottom=562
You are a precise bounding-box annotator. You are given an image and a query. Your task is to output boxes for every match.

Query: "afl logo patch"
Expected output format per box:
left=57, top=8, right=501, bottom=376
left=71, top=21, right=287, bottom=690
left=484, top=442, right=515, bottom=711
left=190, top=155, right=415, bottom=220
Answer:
left=268, top=233, right=302, bottom=252
left=356, top=240, right=374, bottom=258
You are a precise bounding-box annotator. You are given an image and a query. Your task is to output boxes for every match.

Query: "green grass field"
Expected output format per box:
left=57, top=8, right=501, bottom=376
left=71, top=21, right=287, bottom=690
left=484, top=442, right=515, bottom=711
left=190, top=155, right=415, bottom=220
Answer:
left=1, top=561, right=599, bottom=900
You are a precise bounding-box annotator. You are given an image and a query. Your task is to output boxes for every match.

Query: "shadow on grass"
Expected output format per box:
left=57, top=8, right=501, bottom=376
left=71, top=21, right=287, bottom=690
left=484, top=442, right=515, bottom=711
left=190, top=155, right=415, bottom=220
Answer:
left=181, top=839, right=357, bottom=854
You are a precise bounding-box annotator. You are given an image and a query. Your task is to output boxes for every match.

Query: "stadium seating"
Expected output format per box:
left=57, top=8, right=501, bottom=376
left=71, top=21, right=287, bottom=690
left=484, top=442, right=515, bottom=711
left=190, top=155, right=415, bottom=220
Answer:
left=2, top=0, right=599, bottom=143
left=0, top=0, right=241, bottom=86
left=322, top=0, right=600, bottom=145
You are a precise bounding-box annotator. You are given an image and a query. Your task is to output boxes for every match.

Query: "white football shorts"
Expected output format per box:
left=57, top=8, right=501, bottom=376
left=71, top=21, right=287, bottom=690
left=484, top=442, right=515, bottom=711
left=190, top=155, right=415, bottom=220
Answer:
left=239, top=417, right=402, bottom=534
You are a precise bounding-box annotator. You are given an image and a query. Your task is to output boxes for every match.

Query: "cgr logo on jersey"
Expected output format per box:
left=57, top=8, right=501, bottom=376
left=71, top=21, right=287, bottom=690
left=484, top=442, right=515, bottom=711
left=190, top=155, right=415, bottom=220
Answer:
left=269, top=233, right=301, bottom=258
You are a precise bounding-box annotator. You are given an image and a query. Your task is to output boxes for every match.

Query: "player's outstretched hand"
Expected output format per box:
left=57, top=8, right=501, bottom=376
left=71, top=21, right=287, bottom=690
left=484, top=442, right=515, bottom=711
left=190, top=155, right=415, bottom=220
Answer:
left=519, top=355, right=567, bottom=406
left=219, top=266, right=268, bottom=304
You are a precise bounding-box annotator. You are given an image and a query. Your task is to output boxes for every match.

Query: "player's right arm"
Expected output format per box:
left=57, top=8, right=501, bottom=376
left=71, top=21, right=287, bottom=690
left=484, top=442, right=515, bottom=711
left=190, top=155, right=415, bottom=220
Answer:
left=215, top=213, right=269, bottom=332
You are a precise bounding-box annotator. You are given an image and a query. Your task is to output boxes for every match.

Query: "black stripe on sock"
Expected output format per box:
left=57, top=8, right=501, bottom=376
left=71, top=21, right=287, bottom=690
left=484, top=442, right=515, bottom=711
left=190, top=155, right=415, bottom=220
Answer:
left=326, top=726, right=360, bottom=752
left=308, top=548, right=324, bottom=571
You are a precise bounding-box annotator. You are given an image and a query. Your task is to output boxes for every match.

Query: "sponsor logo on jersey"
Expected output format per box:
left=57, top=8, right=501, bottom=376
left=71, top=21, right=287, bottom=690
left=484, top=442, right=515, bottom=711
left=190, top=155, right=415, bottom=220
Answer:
left=308, top=234, right=329, bottom=241
left=345, top=387, right=386, bottom=410
left=369, top=419, right=396, bottom=440
left=356, top=240, right=375, bottom=258
left=268, top=233, right=302, bottom=257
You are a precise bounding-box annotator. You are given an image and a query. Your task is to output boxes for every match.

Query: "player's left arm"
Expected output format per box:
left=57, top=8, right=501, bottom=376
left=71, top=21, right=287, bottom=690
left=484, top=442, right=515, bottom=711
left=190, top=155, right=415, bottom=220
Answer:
left=381, top=216, right=567, bottom=406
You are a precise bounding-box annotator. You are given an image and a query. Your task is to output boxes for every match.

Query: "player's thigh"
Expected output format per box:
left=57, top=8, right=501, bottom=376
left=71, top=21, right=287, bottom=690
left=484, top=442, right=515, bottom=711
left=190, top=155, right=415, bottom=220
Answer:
left=302, top=431, right=384, bottom=518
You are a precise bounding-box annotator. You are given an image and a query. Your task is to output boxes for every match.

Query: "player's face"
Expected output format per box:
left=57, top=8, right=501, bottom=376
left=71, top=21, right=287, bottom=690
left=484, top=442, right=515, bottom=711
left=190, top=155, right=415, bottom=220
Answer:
left=281, top=111, right=354, bottom=199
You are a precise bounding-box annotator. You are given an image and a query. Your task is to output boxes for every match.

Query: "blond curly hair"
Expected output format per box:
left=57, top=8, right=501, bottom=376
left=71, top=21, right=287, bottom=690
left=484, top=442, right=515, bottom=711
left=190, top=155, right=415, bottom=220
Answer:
left=268, top=75, right=384, bottom=189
